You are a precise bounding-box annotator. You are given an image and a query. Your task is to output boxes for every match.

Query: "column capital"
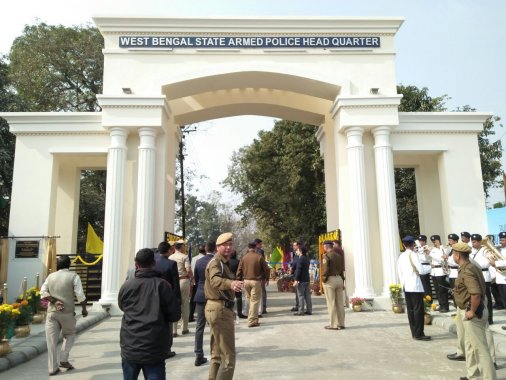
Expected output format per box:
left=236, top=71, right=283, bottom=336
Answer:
left=372, top=126, right=394, bottom=148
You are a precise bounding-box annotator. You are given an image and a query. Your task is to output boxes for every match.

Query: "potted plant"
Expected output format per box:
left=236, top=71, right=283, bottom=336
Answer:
left=423, top=295, right=433, bottom=325
left=389, top=284, right=404, bottom=313
left=349, top=297, right=365, bottom=312
left=25, top=287, right=45, bottom=324
left=0, top=304, right=18, bottom=356
left=13, top=300, right=33, bottom=337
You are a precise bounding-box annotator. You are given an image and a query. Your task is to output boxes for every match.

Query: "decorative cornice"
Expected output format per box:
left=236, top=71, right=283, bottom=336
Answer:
left=396, top=112, right=492, bottom=134
left=93, top=16, right=404, bottom=35
left=331, top=95, right=402, bottom=118
left=0, top=112, right=106, bottom=136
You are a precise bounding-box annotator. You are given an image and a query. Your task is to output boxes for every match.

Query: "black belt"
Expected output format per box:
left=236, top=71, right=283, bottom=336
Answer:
left=421, top=263, right=431, bottom=266
left=208, top=299, right=235, bottom=309
left=482, top=268, right=489, bottom=271
left=450, top=266, right=458, bottom=269
left=433, top=265, right=442, bottom=268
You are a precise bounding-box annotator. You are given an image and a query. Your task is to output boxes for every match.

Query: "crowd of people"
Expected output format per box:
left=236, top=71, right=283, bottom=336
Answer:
left=398, top=231, right=506, bottom=380
left=37, top=229, right=506, bottom=379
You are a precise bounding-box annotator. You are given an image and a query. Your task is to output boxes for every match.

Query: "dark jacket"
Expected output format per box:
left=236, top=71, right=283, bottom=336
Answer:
left=290, top=254, right=299, bottom=275
left=155, top=255, right=182, bottom=302
left=118, top=268, right=181, bottom=364
left=194, top=254, right=214, bottom=304
left=294, top=255, right=310, bottom=283
left=229, top=257, right=240, bottom=279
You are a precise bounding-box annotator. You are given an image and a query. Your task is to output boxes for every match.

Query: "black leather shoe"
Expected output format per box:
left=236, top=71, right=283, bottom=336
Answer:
left=195, top=357, right=208, bottom=366
left=258, top=314, right=263, bottom=318
left=59, top=362, right=74, bottom=370
left=459, top=377, right=469, bottom=380
left=304, top=311, right=312, bottom=315
left=166, top=351, right=176, bottom=359
left=414, top=335, right=431, bottom=341
left=447, top=353, right=465, bottom=361
left=293, top=312, right=305, bottom=316
left=291, top=306, right=298, bottom=311
left=439, top=308, right=449, bottom=313
left=494, top=362, right=498, bottom=370
left=502, top=325, right=506, bottom=330
left=238, top=314, right=247, bottom=319
left=49, top=369, right=61, bottom=376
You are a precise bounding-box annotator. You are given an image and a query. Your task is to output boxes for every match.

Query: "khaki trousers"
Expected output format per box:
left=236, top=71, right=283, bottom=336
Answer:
left=205, top=300, right=236, bottom=380
left=45, top=311, right=77, bottom=373
left=323, top=276, right=345, bottom=328
left=455, top=303, right=496, bottom=362
left=244, top=279, right=262, bottom=326
left=457, top=307, right=496, bottom=380
left=174, top=278, right=190, bottom=334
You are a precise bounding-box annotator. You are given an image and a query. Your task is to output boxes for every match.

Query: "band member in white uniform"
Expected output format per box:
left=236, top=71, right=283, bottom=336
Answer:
left=471, top=233, right=494, bottom=324
left=461, top=231, right=472, bottom=247
left=446, top=233, right=460, bottom=291
left=416, top=235, right=432, bottom=300
left=430, top=235, right=450, bottom=313
left=494, top=232, right=506, bottom=331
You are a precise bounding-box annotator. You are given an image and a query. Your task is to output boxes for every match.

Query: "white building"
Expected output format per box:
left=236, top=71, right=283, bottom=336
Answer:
left=1, top=16, right=489, bottom=312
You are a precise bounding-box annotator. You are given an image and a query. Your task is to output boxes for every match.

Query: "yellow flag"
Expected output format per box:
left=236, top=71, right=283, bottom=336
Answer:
left=86, top=223, right=104, bottom=254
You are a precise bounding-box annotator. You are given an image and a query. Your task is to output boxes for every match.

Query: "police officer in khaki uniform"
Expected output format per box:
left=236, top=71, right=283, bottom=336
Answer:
left=205, top=232, right=244, bottom=380
left=321, top=240, right=345, bottom=330
left=169, top=239, right=194, bottom=336
left=452, top=242, right=496, bottom=380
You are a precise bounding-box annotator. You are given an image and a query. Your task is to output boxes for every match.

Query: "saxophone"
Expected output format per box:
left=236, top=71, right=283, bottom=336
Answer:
left=482, top=237, right=506, bottom=274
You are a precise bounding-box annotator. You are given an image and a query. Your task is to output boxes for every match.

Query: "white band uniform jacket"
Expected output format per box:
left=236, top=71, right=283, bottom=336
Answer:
left=429, top=246, right=446, bottom=277
left=416, top=247, right=432, bottom=275
left=397, top=248, right=424, bottom=292
left=471, top=247, right=492, bottom=282
left=494, top=247, right=506, bottom=285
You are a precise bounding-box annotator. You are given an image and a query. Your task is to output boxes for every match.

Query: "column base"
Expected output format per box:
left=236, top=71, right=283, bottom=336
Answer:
left=353, top=286, right=376, bottom=299
left=98, top=294, right=123, bottom=316
left=94, top=299, right=123, bottom=316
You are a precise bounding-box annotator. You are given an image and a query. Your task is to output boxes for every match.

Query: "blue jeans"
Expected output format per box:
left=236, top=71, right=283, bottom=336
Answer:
left=121, top=358, right=165, bottom=380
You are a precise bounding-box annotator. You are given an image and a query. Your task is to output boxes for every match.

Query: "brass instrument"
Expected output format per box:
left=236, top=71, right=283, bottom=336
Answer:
left=482, top=237, right=506, bottom=274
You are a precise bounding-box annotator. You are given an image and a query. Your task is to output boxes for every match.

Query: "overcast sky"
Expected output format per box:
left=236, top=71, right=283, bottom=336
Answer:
left=1, top=0, right=505, bottom=204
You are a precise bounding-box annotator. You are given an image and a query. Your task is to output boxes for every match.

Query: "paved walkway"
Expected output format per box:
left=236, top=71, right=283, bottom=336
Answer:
left=3, top=286, right=506, bottom=379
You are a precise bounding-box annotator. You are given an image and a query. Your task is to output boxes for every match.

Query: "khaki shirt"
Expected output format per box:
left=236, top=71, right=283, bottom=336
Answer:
left=169, top=250, right=191, bottom=278
left=236, top=250, right=270, bottom=281
left=321, top=251, right=344, bottom=283
left=454, top=260, right=486, bottom=309
left=204, top=252, right=235, bottom=301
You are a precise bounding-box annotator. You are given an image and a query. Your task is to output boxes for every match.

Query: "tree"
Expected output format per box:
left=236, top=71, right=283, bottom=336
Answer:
left=8, top=22, right=103, bottom=112
left=76, top=170, right=106, bottom=253
left=3, top=24, right=105, bottom=248
left=224, top=120, right=326, bottom=252
left=0, top=56, right=20, bottom=236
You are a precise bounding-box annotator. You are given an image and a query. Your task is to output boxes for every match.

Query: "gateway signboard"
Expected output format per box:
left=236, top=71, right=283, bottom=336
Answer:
left=119, top=36, right=381, bottom=49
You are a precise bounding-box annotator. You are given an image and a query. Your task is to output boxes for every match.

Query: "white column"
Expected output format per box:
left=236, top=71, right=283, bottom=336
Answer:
left=135, top=127, right=158, bottom=251
left=346, top=127, right=375, bottom=297
left=99, top=127, right=128, bottom=308
left=372, top=126, right=400, bottom=295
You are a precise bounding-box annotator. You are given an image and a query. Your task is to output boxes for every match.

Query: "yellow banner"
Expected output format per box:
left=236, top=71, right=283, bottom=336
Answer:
left=317, top=229, right=341, bottom=294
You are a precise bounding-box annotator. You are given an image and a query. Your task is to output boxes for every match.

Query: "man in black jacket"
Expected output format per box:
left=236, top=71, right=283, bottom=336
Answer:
left=119, top=248, right=181, bottom=380
left=155, top=241, right=181, bottom=358
left=293, top=246, right=312, bottom=315
left=193, top=241, right=216, bottom=366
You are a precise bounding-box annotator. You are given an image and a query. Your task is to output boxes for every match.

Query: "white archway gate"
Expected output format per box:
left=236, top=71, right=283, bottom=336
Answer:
left=1, top=16, right=489, bottom=312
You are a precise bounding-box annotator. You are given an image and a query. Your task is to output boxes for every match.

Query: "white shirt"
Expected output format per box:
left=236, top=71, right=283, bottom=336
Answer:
left=191, top=253, right=206, bottom=273
left=415, top=246, right=432, bottom=275
left=429, top=246, right=446, bottom=277
left=471, top=246, right=491, bottom=282
left=397, top=248, right=424, bottom=292
left=447, top=254, right=459, bottom=279
left=495, top=247, right=506, bottom=284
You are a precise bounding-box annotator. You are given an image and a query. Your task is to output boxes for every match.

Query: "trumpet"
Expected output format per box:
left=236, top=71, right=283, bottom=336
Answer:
left=482, top=237, right=506, bottom=274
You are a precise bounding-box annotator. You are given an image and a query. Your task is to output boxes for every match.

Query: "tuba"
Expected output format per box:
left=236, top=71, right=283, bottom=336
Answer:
left=482, top=237, right=506, bottom=274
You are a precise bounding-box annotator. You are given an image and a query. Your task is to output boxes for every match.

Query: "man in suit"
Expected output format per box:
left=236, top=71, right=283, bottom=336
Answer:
left=155, top=241, right=181, bottom=358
